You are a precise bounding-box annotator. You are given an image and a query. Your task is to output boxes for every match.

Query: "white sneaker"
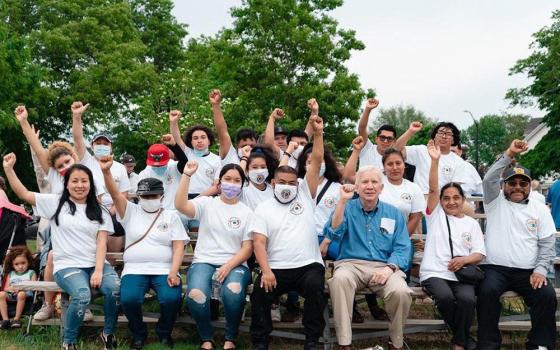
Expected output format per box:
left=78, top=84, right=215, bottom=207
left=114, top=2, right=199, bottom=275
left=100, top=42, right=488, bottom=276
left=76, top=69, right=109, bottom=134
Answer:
left=271, top=304, right=281, bottom=322
left=83, top=308, right=94, bottom=322
left=33, top=303, right=54, bottom=321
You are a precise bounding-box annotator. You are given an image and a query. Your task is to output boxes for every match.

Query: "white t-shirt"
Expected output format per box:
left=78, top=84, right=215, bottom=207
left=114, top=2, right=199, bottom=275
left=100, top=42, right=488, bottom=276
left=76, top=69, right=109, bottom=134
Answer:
left=46, top=151, right=105, bottom=196
left=128, top=172, right=139, bottom=196
left=483, top=191, right=556, bottom=269
left=253, top=179, right=323, bottom=269
left=138, top=160, right=182, bottom=210
left=222, top=145, right=240, bottom=166
left=379, top=177, right=425, bottom=221
left=98, top=160, right=131, bottom=208
left=184, top=147, right=221, bottom=194
left=406, top=145, right=472, bottom=194
left=314, top=179, right=341, bottom=236
left=529, top=190, right=546, bottom=205
left=117, top=202, right=189, bottom=276
left=455, top=161, right=483, bottom=196
left=420, top=205, right=485, bottom=282
left=190, top=196, right=254, bottom=266
left=358, top=139, right=384, bottom=170
left=241, top=182, right=274, bottom=211
left=34, top=193, right=114, bottom=274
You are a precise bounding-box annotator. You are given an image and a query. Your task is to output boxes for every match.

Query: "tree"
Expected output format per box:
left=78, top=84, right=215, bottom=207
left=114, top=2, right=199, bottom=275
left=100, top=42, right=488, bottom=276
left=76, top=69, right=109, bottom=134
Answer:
left=507, top=9, right=560, bottom=175
left=373, top=105, right=436, bottom=145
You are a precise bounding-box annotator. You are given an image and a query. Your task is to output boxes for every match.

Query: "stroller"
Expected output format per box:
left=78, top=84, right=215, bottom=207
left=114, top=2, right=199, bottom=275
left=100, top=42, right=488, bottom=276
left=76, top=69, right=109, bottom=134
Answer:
left=0, top=196, right=40, bottom=333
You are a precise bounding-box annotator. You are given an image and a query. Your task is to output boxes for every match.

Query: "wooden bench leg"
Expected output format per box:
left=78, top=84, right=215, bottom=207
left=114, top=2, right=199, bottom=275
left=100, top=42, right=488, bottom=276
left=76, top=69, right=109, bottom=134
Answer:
left=321, top=304, right=333, bottom=350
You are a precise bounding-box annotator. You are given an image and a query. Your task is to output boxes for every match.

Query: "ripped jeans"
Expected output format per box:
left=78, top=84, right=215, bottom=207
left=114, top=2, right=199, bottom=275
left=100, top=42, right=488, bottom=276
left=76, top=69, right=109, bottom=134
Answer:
left=186, top=263, right=251, bottom=341
left=54, top=264, right=120, bottom=344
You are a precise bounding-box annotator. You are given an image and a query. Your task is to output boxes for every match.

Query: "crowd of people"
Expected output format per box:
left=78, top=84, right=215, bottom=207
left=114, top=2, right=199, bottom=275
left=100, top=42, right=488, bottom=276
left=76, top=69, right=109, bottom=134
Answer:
left=0, top=91, right=557, bottom=350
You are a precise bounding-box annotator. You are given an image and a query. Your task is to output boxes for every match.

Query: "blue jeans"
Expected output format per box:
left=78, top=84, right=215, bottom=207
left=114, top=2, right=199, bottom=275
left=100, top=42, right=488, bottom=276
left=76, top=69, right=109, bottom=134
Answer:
left=121, top=274, right=182, bottom=342
left=54, top=264, right=120, bottom=344
left=186, top=263, right=251, bottom=341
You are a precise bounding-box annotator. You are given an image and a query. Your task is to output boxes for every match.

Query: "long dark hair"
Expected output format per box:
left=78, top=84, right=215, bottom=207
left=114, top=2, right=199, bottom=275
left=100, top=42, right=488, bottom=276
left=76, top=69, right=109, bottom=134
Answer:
left=52, top=164, right=104, bottom=226
left=440, top=182, right=465, bottom=199
left=296, top=143, right=342, bottom=183
left=246, top=145, right=279, bottom=183
left=218, top=163, right=247, bottom=188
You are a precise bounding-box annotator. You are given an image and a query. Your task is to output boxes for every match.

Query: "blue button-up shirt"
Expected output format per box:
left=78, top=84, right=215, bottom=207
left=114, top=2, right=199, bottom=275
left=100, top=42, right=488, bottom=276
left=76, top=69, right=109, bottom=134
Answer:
left=324, top=198, right=411, bottom=270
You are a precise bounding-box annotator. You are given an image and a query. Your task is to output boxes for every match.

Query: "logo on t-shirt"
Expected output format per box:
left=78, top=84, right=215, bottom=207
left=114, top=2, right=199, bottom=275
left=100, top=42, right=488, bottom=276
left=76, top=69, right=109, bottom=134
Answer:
left=228, top=217, right=241, bottom=229
left=166, top=173, right=173, bottom=185
left=443, top=166, right=452, bottom=178
left=113, top=176, right=120, bottom=184
left=157, top=222, right=170, bottom=232
left=526, top=219, right=537, bottom=232
left=289, top=202, right=304, bottom=215
left=400, top=193, right=412, bottom=202
left=461, top=232, right=472, bottom=249
left=205, top=168, right=215, bottom=178
left=323, top=196, right=336, bottom=208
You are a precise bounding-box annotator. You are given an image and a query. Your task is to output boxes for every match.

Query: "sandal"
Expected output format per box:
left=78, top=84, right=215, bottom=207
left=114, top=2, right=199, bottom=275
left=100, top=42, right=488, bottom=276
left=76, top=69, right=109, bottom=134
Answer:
left=200, top=340, right=215, bottom=350
left=223, top=340, right=237, bottom=350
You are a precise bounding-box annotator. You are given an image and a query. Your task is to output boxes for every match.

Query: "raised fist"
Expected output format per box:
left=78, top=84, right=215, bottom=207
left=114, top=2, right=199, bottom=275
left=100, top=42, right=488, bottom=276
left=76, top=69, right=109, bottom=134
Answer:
left=270, top=108, right=285, bottom=120
left=3, top=153, right=16, bottom=170
left=71, top=101, right=89, bottom=115
left=169, top=110, right=181, bottom=123
left=409, top=121, right=423, bottom=133
left=427, top=140, right=441, bottom=160
left=340, top=184, right=355, bottom=200
left=184, top=160, right=199, bottom=176
left=307, top=98, right=319, bottom=115
left=352, top=136, right=365, bottom=151
left=240, top=145, right=252, bottom=158
left=311, top=115, right=324, bottom=132
left=14, top=105, right=27, bottom=122
left=97, top=155, right=113, bottom=172
left=286, top=141, right=299, bottom=153
left=365, top=98, right=379, bottom=110
left=508, top=139, right=528, bottom=155
left=161, top=134, right=176, bottom=147
left=209, top=89, right=222, bottom=105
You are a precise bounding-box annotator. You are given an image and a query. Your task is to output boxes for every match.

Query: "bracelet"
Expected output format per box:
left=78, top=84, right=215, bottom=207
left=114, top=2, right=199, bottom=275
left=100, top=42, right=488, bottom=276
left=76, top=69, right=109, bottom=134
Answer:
left=240, top=156, right=248, bottom=162
left=183, top=173, right=191, bottom=177
left=283, top=151, right=292, bottom=158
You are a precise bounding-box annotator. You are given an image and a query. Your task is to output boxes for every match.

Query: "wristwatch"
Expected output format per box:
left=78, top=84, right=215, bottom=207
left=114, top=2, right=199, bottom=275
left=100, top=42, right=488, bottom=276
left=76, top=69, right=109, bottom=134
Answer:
left=387, top=264, right=398, bottom=272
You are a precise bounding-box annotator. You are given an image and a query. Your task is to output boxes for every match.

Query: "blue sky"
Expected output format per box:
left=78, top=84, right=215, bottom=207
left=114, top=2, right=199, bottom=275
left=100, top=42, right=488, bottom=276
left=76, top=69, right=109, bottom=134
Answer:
left=172, top=1, right=559, bottom=129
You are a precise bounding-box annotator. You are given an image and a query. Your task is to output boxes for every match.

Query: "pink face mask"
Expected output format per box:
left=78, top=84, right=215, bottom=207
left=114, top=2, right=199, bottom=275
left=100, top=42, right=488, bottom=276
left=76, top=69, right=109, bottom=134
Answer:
left=59, top=166, right=71, bottom=177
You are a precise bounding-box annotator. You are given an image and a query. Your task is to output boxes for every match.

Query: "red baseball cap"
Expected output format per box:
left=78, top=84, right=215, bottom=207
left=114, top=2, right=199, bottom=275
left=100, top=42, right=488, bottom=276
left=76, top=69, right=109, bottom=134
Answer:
left=146, top=144, right=170, bottom=166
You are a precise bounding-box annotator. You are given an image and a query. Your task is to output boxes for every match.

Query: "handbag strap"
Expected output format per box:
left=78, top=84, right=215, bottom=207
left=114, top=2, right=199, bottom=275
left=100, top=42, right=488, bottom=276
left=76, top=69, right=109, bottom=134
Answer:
left=445, top=214, right=455, bottom=258
left=124, top=209, right=163, bottom=252
left=316, top=180, right=333, bottom=205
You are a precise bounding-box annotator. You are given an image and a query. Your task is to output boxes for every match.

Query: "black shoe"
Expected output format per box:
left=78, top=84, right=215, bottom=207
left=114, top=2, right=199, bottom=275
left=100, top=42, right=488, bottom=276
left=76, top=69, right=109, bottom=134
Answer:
left=253, top=343, right=268, bottom=350
left=130, top=339, right=144, bottom=350
left=160, top=337, right=174, bottom=348
left=99, top=331, right=117, bottom=350
left=304, top=341, right=317, bottom=350
left=0, top=320, right=11, bottom=329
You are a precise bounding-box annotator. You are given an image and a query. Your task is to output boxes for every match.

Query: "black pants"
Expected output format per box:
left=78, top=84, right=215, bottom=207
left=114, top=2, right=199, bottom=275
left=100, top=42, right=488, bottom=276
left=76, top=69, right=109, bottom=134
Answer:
left=477, top=265, right=557, bottom=350
left=422, top=277, right=476, bottom=347
left=250, top=263, right=326, bottom=345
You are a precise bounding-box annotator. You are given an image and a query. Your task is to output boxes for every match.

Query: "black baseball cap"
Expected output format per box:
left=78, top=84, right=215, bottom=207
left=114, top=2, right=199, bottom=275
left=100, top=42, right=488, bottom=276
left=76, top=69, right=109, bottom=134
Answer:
left=136, top=178, right=164, bottom=196
left=503, top=166, right=532, bottom=182
left=120, top=154, right=136, bottom=165
left=92, top=133, right=113, bottom=143
left=274, top=126, right=287, bottom=136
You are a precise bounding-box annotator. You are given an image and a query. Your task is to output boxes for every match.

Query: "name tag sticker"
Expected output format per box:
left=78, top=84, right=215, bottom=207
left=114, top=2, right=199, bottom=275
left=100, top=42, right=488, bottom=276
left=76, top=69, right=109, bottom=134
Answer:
left=380, top=218, right=396, bottom=235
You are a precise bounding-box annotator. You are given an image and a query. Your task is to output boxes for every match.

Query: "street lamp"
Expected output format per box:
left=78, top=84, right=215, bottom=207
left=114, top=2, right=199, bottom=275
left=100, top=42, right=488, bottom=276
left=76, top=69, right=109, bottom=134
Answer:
left=464, top=110, right=480, bottom=173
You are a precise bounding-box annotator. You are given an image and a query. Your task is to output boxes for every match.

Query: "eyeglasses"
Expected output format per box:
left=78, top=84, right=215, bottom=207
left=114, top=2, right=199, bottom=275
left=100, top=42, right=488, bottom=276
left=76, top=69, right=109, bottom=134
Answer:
left=505, top=179, right=530, bottom=188
left=377, top=136, right=395, bottom=142
left=436, top=131, right=454, bottom=138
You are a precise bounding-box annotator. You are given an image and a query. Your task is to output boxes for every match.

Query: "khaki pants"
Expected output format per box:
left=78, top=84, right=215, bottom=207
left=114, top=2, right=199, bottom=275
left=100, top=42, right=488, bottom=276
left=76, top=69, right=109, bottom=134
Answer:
left=327, top=260, right=412, bottom=347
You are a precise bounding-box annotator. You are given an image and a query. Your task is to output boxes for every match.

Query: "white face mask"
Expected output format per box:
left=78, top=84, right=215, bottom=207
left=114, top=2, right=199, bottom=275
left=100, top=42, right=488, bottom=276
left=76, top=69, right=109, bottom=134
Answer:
left=249, top=169, right=269, bottom=184
left=292, top=145, right=304, bottom=160
left=93, top=144, right=111, bottom=158
left=305, top=162, right=326, bottom=177
left=139, top=198, right=161, bottom=212
left=273, top=184, right=298, bottom=204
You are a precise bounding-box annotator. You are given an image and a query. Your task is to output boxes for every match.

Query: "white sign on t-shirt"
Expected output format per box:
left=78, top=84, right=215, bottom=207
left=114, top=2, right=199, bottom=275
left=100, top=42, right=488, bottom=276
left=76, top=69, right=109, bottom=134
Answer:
left=379, top=177, right=425, bottom=221
left=117, top=202, right=189, bottom=276
left=34, top=193, right=114, bottom=274
left=138, top=160, right=182, bottom=210
left=314, top=179, right=341, bottom=236
left=358, top=139, right=384, bottom=170
left=184, top=147, right=222, bottom=194
left=483, top=191, right=556, bottom=269
left=190, top=196, right=254, bottom=266
left=252, top=179, right=323, bottom=269
left=420, top=205, right=486, bottom=282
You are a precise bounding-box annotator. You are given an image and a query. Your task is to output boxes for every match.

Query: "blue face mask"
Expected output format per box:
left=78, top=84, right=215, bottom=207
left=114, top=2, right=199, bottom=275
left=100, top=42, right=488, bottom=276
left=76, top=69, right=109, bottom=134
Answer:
left=152, top=165, right=168, bottom=177
left=93, top=144, right=111, bottom=158
left=193, top=148, right=208, bottom=157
